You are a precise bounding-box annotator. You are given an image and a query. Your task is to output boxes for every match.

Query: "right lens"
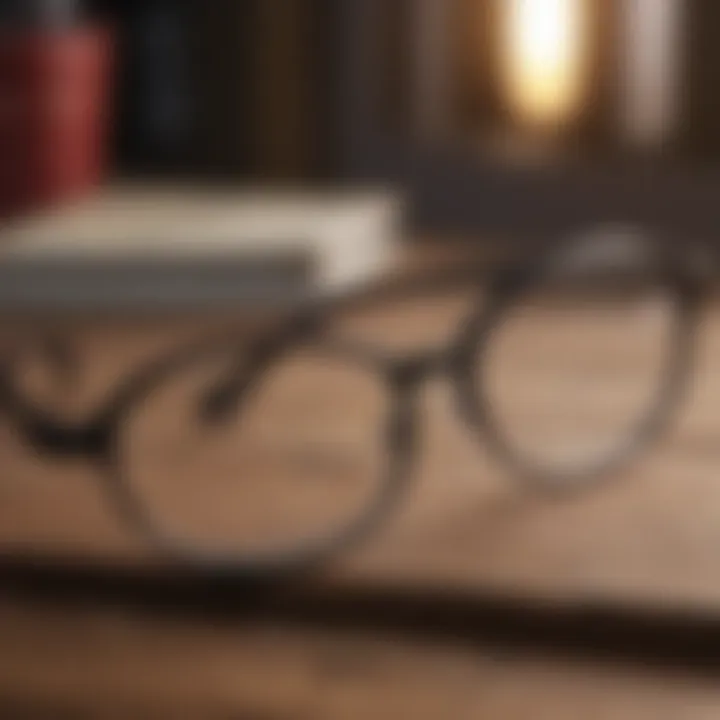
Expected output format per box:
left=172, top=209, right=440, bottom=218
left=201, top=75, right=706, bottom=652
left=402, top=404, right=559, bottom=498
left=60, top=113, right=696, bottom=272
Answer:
left=476, top=229, right=689, bottom=486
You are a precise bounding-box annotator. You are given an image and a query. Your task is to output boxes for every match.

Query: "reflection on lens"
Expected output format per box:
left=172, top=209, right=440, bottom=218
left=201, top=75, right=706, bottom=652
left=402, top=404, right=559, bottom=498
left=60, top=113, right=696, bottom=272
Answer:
left=481, top=231, right=680, bottom=482
left=120, top=346, right=390, bottom=559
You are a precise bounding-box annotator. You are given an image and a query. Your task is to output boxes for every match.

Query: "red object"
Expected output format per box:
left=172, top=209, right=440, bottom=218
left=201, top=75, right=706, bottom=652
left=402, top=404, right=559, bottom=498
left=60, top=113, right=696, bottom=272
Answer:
left=0, top=25, right=113, bottom=219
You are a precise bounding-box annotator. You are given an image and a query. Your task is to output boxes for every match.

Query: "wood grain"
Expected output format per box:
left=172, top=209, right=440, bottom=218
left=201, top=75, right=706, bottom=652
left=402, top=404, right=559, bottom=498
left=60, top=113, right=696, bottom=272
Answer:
left=0, top=278, right=720, bottom=716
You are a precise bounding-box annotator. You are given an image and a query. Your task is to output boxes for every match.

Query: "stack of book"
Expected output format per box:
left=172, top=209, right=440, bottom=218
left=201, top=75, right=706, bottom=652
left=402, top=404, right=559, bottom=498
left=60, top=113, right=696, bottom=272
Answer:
left=0, top=185, right=402, bottom=311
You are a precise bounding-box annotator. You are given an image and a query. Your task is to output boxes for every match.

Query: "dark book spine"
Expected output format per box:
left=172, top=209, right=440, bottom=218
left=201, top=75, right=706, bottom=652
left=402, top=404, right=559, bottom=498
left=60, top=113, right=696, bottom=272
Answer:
left=110, top=0, right=196, bottom=175
left=190, top=0, right=258, bottom=178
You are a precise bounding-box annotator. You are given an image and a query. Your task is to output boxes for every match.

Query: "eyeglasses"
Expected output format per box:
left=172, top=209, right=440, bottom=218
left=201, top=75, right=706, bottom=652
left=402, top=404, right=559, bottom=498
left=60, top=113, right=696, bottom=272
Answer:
left=0, top=230, right=701, bottom=577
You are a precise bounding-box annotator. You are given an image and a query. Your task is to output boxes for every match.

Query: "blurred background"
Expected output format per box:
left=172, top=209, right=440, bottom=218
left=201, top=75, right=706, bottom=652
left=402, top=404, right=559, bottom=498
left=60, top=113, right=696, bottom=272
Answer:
left=4, top=0, right=720, bottom=230
left=3, top=1, right=720, bottom=718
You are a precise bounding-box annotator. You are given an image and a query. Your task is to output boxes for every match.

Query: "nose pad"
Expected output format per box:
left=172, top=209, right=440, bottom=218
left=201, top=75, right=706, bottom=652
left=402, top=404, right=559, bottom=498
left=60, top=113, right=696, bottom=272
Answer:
left=447, top=344, right=487, bottom=437
left=387, top=351, right=445, bottom=392
left=197, top=380, right=243, bottom=426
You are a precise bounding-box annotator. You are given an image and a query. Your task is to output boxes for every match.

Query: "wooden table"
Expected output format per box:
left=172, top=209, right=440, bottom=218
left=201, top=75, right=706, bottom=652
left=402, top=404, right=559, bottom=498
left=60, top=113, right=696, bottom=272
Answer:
left=0, top=281, right=719, bottom=610
left=1, top=250, right=720, bottom=716
left=2, top=599, right=720, bottom=719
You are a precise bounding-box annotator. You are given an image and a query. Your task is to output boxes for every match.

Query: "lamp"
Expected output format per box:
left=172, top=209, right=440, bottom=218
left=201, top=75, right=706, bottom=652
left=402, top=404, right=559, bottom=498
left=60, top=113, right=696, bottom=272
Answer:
left=499, top=0, right=590, bottom=135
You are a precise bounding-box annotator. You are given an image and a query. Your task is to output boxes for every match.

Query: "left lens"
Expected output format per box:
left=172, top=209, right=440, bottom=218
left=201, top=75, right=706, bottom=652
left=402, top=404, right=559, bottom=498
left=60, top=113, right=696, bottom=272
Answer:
left=116, top=343, right=393, bottom=565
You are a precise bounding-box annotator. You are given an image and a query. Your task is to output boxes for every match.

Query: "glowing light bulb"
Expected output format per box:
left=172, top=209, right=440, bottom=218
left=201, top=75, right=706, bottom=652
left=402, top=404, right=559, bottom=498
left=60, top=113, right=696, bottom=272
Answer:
left=501, top=0, right=589, bottom=131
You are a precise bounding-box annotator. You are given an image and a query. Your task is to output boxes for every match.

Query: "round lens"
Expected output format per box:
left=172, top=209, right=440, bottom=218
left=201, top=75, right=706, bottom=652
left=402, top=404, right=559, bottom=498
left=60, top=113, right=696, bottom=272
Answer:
left=478, top=229, right=687, bottom=485
left=118, top=344, right=392, bottom=562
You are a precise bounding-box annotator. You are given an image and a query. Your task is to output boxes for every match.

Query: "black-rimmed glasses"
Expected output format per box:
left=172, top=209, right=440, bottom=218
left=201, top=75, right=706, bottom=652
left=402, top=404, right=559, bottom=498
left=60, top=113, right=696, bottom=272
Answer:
left=0, top=230, right=701, bottom=576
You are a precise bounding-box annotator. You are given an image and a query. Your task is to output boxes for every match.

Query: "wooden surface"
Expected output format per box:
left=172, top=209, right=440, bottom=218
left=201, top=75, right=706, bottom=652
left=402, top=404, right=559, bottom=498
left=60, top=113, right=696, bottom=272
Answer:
left=3, top=600, right=720, bottom=719
left=1, top=287, right=720, bottom=610
left=2, top=271, right=720, bottom=716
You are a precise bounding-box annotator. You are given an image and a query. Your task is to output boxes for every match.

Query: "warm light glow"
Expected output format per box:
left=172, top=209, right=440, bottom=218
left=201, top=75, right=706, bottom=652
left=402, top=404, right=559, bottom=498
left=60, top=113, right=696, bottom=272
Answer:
left=501, top=0, right=589, bottom=131
left=620, top=0, right=683, bottom=149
